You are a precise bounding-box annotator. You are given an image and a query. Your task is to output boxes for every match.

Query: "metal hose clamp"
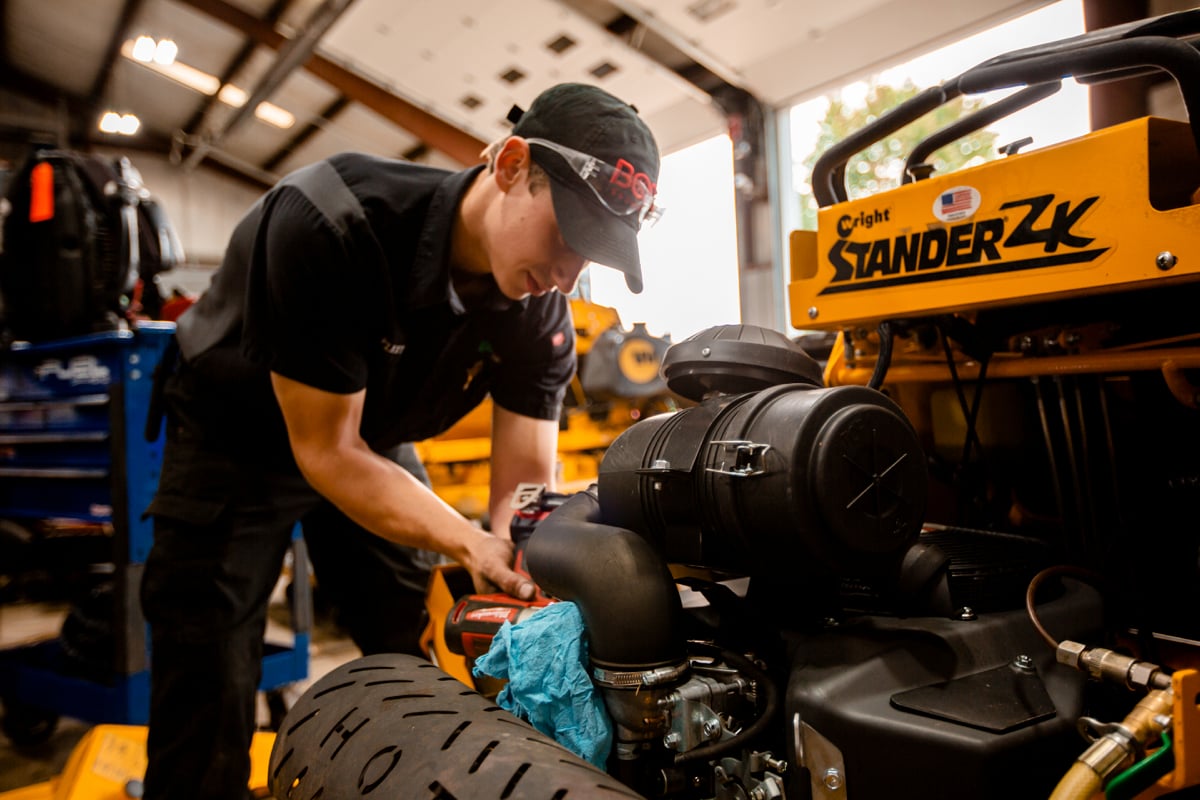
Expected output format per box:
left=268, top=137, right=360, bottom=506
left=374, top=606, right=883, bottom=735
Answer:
left=593, top=662, right=690, bottom=689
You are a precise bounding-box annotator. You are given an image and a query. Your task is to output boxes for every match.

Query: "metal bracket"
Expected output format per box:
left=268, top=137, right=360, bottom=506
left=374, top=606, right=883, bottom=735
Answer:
left=798, top=717, right=848, bottom=799
left=705, top=440, right=772, bottom=477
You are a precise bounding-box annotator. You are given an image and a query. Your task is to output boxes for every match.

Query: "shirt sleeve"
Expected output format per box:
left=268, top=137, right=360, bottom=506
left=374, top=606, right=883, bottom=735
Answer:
left=241, top=186, right=370, bottom=394
left=489, top=293, right=577, bottom=421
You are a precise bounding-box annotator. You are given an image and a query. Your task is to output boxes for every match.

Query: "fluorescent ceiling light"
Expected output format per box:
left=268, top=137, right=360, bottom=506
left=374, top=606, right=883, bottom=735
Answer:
left=218, top=84, right=247, bottom=107
left=121, top=39, right=218, bottom=94
left=121, top=40, right=294, bottom=129
left=132, top=35, right=177, bottom=65
left=255, top=102, right=295, bottom=129
left=219, top=83, right=294, bottom=129
left=98, top=111, right=140, bottom=136
left=132, top=36, right=156, bottom=63
left=154, top=39, right=178, bottom=66
left=99, top=111, right=123, bottom=133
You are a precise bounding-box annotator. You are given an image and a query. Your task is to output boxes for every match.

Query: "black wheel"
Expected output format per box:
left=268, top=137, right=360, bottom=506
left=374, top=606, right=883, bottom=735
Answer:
left=1, top=699, right=60, bottom=747
left=268, top=653, right=643, bottom=799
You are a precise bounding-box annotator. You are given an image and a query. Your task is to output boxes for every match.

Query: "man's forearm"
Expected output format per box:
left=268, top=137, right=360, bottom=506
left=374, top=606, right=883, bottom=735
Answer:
left=298, top=442, right=480, bottom=564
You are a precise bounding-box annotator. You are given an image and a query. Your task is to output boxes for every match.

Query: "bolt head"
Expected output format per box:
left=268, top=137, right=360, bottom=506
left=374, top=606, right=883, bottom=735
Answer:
left=823, top=768, right=843, bottom=790
left=808, top=306, right=819, bottom=320
left=1156, top=251, right=1178, bottom=271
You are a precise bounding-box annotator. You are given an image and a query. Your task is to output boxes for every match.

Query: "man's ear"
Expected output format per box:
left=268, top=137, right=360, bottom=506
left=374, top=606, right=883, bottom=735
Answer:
left=493, top=137, right=531, bottom=192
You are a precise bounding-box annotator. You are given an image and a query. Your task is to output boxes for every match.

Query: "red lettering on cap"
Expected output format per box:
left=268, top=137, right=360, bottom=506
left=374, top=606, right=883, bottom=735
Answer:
left=611, top=159, right=656, bottom=200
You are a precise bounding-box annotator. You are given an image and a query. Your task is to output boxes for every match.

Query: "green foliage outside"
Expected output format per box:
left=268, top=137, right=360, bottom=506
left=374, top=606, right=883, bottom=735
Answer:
left=796, top=80, right=1000, bottom=230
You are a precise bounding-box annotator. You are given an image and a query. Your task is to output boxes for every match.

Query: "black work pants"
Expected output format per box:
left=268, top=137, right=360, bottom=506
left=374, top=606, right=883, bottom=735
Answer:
left=140, top=431, right=437, bottom=800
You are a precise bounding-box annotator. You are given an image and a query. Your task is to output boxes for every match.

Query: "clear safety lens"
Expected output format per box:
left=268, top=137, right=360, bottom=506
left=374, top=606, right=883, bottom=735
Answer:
left=526, top=138, right=664, bottom=227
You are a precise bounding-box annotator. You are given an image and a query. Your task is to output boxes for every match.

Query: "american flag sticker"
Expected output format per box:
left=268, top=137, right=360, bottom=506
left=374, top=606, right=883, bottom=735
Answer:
left=932, top=185, right=980, bottom=222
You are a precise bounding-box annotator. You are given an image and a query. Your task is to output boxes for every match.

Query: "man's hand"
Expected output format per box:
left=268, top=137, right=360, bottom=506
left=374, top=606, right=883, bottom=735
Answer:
left=462, top=531, right=535, bottom=600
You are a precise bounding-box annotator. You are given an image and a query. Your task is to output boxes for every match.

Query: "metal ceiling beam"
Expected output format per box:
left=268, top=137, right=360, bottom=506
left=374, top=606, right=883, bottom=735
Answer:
left=180, top=0, right=293, bottom=139
left=90, top=0, right=148, bottom=101
left=0, top=56, right=282, bottom=192
left=129, top=131, right=277, bottom=191
left=261, top=94, right=349, bottom=173
left=182, top=0, right=357, bottom=171
left=599, top=0, right=747, bottom=91
left=176, top=0, right=486, bottom=165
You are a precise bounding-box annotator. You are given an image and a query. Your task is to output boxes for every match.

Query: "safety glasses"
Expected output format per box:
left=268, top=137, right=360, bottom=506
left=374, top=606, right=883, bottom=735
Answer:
left=525, top=137, right=664, bottom=227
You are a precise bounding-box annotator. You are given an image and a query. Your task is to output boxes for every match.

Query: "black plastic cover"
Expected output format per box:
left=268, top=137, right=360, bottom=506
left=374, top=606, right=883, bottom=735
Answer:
left=662, top=324, right=824, bottom=401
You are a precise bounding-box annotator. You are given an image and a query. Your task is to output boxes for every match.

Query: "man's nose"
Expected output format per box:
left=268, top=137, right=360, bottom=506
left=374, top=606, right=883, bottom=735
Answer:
left=551, top=257, right=587, bottom=294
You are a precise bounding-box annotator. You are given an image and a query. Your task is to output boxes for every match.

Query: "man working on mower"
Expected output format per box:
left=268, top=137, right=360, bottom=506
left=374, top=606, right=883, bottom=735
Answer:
left=140, top=82, right=662, bottom=800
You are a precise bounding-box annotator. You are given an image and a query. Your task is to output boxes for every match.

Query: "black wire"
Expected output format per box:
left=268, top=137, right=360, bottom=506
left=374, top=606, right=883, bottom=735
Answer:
left=960, top=352, right=991, bottom=467
left=867, top=321, right=895, bottom=390
left=937, top=321, right=987, bottom=466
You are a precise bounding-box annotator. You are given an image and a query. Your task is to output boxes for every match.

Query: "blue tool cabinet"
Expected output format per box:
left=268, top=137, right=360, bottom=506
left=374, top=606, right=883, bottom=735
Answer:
left=0, top=323, right=308, bottom=737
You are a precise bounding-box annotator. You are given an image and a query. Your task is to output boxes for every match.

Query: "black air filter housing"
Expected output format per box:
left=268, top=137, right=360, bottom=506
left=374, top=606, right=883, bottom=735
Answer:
left=597, top=383, right=928, bottom=586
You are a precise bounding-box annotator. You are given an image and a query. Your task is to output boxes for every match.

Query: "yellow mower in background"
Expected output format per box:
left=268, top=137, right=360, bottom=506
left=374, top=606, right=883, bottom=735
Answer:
left=0, top=726, right=275, bottom=799
left=414, top=296, right=681, bottom=521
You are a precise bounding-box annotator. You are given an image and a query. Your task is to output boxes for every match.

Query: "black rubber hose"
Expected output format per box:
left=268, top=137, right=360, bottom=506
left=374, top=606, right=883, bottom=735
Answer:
left=525, top=488, right=686, bottom=671
left=867, top=321, right=896, bottom=390
left=674, top=643, right=780, bottom=765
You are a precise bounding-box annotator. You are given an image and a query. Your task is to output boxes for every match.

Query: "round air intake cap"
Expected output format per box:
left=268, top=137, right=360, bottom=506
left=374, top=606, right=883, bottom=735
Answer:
left=662, top=324, right=825, bottom=401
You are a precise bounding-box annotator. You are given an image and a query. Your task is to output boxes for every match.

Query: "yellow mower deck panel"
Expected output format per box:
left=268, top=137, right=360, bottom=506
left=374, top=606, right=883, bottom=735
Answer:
left=0, top=726, right=275, bottom=800
left=790, top=117, right=1200, bottom=330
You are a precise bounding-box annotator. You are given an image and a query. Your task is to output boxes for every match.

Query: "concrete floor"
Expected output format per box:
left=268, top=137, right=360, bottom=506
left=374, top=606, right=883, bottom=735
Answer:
left=0, top=592, right=363, bottom=794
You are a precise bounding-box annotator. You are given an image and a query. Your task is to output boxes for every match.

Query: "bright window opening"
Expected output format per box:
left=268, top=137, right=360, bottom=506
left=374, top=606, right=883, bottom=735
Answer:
left=589, top=134, right=741, bottom=343
left=779, top=0, right=1089, bottom=330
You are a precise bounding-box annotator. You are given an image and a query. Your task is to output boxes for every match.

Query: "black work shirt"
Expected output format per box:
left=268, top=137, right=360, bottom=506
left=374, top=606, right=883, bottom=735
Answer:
left=171, top=154, right=576, bottom=461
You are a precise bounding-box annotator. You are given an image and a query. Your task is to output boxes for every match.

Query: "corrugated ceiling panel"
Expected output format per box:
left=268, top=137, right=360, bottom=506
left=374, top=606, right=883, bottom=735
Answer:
left=105, top=60, right=207, bottom=137
left=273, top=103, right=423, bottom=176
left=7, top=0, right=124, bottom=95
left=322, top=0, right=704, bottom=151
left=621, top=0, right=886, bottom=83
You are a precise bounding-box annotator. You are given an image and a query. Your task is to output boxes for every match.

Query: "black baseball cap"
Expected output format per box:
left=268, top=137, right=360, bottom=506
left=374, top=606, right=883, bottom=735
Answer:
left=510, top=83, right=661, bottom=294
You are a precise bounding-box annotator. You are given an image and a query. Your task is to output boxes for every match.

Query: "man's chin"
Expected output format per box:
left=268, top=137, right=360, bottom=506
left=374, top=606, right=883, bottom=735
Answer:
left=499, top=284, right=531, bottom=302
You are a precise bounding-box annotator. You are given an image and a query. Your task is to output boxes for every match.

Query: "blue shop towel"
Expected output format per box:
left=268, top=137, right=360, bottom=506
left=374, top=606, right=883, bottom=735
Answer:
left=473, top=601, right=612, bottom=768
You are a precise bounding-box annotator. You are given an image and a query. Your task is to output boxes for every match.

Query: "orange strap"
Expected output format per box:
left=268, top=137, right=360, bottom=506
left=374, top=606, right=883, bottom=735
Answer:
left=29, top=162, right=54, bottom=223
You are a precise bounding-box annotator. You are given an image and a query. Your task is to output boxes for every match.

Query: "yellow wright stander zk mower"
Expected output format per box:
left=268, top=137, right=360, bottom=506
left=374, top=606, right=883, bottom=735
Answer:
left=788, top=9, right=1200, bottom=799
left=12, top=9, right=1200, bottom=800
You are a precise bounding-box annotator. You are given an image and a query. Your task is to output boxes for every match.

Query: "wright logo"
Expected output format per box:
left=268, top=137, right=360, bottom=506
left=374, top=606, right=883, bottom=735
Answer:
left=821, top=192, right=1107, bottom=295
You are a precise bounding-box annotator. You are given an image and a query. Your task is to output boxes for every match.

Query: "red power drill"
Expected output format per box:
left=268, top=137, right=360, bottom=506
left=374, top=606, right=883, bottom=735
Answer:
left=443, top=485, right=566, bottom=660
